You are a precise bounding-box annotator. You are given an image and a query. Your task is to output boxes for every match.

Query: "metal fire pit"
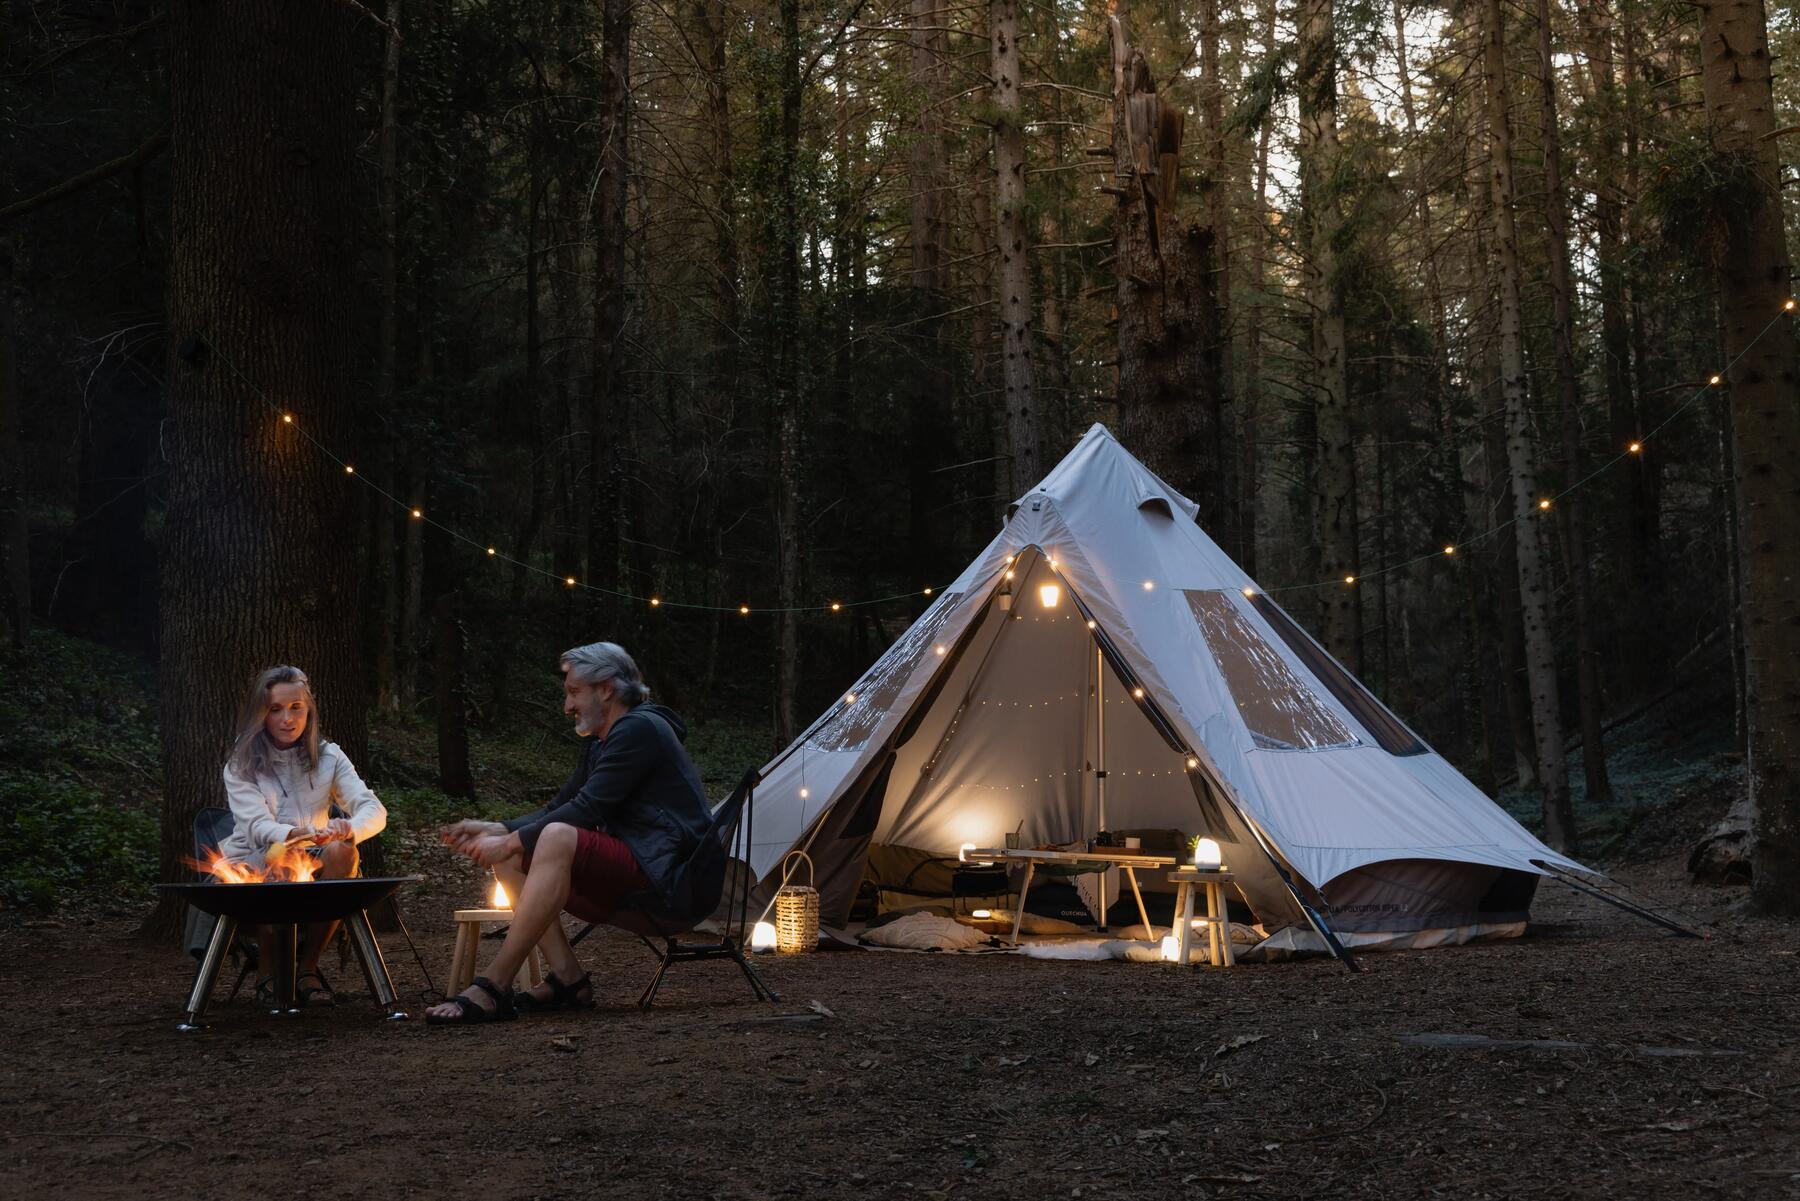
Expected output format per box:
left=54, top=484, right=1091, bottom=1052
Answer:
left=159, top=876, right=421, bottom=1031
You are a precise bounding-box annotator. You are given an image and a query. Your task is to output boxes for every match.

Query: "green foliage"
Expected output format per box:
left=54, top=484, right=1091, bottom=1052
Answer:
left=1642, top=141, right=1766, bottom=265
left=0, top=632, right=163, bottom=912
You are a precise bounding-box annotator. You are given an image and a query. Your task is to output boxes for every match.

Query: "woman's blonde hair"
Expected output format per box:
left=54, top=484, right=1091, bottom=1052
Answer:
left=228, top=665, right=322, bottom=779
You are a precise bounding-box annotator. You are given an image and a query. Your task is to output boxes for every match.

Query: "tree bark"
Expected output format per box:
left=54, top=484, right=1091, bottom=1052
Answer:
left=590, top=0, right=631, bottom=627
left=433, top=590, right=473, bottom=796
left=0, top=244, right=24, bottom=649
left=908, top=0, right=948, bottom=606
left=992, top=0, right=1039, bottom=495
left=1481, top=0, right=1575, bottom=852
left=771, top=0, right=804, bottom=745
left=1297, top=0, right=1358, bottom=670
left=1108, top=2, right=1222, bottom=523
left=152, top=0, right=365, bottom=939
left=1696, top=0, right=1800, bottom=913
left=1536, top=0, right=1611, bottom=806
left=372, top=0, right=401, bottom=711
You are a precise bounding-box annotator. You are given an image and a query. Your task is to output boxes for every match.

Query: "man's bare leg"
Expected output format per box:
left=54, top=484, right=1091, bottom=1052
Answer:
left=492, top=858, right=589, bottom=1005
left=426, top=822, right=584, bottom=1018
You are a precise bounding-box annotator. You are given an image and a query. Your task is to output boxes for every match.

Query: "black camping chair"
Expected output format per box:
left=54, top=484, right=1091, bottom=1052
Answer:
left=184, top=807, right=259, bottom=1001
left=570, top=770, right=778, bottom=1010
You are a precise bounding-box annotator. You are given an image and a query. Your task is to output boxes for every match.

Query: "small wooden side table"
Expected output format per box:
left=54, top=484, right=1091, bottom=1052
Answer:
left=449, top=908, right=544, bottom=997
left=1166, top=869, right=1236, bottom=967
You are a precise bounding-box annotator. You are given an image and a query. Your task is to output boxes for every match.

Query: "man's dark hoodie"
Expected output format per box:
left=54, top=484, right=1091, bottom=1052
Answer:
left=504, top=703, right=712, bottom=910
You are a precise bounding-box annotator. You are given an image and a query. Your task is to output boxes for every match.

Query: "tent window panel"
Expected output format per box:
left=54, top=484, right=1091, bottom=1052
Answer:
left=808, top=593, right=964, bottom=752
left=1184, top=591, right=1358, bottom=751
left=1244, top=593, right=1427, bottom=756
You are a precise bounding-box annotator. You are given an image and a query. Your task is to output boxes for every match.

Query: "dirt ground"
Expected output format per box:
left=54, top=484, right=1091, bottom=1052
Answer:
left=4, top=854, right=1796, bottom=1201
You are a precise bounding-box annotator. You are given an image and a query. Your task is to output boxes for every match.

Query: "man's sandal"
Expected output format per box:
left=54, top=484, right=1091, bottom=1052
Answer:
left=426, top=976, right=517, bottom=1025
left=514, top=971, right=595, bottom=1013
left=297, top=970, right=336, bottom=1007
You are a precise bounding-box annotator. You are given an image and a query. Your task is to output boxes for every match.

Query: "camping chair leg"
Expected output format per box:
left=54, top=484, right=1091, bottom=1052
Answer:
left=638, top=942, right=675, bottom=1010
left=732, top=941, right=780, bottom=1003
left=179, top=915, right=238, bottom=1032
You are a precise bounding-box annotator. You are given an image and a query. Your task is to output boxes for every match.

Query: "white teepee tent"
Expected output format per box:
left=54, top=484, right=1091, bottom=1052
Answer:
left=748, top=424, right=1590, bottom=960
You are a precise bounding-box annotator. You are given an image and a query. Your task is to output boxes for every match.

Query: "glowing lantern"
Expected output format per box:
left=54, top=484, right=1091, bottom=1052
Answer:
left=751, top=921, right=778, bottom=951
left=1038, top=583, right=1061, bottom=609
left=1193, top=837, right=1222, bottom=870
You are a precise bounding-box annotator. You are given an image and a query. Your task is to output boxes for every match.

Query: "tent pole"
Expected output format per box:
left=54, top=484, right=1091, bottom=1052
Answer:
left=1538, top=864, right=1703, bottom=938
left=1095, top=641, right=1109, bottom=930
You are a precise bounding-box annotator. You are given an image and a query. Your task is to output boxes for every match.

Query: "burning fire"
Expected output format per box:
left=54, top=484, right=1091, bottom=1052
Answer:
left=491, top=878, right=510, bottom=908
left=187, top=842, right=318, bottom=884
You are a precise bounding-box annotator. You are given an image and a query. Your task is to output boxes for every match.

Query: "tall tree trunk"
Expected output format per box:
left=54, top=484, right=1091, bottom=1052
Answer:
left=1535, top=0, right=1612, bottom=807
left=992, top=0, right=1039, bottom=495
left=1108, top=2, right=1221, bottom=520
left=433, top=590, right=473, bottom=796
left=1236, top=0, right=1277, bottom=580
left=590, top=0, right=631, bottom=627
left=152, top=0, right=364, bottom=939
left=771, top=0, right=804, bottom=744
left=909, top=0, right=949, bottom=604
left=1697, top=0, right=1800, bottom=913
left=1198, top=0, right=1235, bottom=545
left=0, top=244, right=26, bottom=649
left=1481, top=0, right=1575, bottom=852
left=1297, top=0, right=1358, bottom=669
left=372, top=0, right=401, bottom=710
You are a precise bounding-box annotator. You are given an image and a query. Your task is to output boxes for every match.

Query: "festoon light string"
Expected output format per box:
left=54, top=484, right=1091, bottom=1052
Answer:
left=221, top=297, right=1794, bottom=609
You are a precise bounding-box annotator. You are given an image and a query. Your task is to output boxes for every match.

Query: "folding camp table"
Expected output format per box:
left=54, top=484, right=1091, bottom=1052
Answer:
left=964, top=847, right=1176, bottom=944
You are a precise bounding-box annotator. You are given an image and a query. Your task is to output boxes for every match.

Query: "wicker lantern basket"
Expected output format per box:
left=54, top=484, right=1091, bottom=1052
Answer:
left=774, top=850, right=820, bottom=954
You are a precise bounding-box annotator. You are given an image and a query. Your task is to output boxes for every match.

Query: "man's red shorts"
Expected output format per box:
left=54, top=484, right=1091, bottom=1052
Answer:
left=535, top=828, right=650, bottom=924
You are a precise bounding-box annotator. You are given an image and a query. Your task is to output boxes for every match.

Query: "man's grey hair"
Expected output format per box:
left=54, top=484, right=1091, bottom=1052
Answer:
left=560, top=641, right=650, bottom=706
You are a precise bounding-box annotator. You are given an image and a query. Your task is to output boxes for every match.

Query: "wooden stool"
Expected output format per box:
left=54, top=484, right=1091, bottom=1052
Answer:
left=448, top=908, right=544, bottom=997
left=1166, top=869, right=1236, bottom=967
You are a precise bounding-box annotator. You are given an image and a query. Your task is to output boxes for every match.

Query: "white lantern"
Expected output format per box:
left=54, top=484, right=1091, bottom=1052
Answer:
left=1193, top=837, right=1222, bottom=870
left=971, top=909, right=993, bottom=920
left=1159, top=934, right=1183, bottom=963
left=959, top=843, right=977, bottom=862
left=1038, top=583, right=1061, bottom=609
left=751, top=921, right=778, bottom=951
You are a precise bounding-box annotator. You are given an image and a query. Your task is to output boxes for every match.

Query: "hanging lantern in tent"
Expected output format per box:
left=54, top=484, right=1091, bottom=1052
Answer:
left=775, top=850, right=820, bottom=954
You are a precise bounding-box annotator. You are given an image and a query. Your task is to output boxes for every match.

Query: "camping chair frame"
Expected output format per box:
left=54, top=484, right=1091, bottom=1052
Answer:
left=570, top=770, right=778, bottom=1009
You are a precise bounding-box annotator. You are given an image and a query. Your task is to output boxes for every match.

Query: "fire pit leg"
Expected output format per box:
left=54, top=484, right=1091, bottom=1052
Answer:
left=270, top=924, right=300, bottom=1015
left=345, top=909, right=407, bottom=1021
left=178, top=915, right=238, bottom=1032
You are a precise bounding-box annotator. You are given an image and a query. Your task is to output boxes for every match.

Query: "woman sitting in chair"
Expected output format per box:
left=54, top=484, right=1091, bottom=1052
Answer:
left=218, top=665, right=387, bottom=1005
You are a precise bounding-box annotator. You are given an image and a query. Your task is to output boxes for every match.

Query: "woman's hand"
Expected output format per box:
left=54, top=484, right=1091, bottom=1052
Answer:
left=322, top=818, right=354, bottom=843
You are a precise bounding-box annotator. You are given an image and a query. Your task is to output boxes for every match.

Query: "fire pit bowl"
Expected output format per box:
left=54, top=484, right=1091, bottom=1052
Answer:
left=159, top=876, right=420, bottom=924
left=162, top=876, right=423, bottom=1030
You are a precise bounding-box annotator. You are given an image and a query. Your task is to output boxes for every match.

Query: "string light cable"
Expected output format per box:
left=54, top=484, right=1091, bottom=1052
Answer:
left=206, top=339, right=948, bottom=615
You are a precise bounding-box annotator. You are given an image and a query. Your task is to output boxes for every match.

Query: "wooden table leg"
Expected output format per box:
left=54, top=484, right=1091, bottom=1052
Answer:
left=1008, top=862, right=1036, bottom=945
left=1175, top=882, right=1196, bottom=966
left=1125, top=866, right=1153, bottom=936
left=1217, top=884, right=1235, bottom=967
left=1204, top=883, right=1222, bottom=966
left=448, top=921, right=474, bottom=997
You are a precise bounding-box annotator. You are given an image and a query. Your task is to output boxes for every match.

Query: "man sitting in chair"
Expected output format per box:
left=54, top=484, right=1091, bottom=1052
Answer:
left=427, top=641, right=713, bottom=1024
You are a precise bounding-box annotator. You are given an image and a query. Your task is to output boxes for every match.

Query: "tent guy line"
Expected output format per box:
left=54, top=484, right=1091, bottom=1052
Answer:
left=195, top=297, right=1793, bottom=611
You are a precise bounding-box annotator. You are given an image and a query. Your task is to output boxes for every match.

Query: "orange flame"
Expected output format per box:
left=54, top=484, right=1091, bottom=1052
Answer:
left=491, top=878, right=510, bottom=908
left=186, top=841, right=318, bottom=884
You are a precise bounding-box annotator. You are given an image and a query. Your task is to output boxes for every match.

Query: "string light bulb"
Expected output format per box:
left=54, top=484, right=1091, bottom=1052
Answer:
left=799, top=787, right=810, bottom=799
left=486, top=547, right=497, bottom=556
left=565, top=576, right=576, bottom=587
left=1086, top=619, right=1096, bottom=629
left=845, top=693, right=857, bottom=704
left=1242, top=587, right=1255, bottom=597
left=923, top=587, right=933, bottom=596
left=1186, top=756, right=1199, bottom=769
left=343, top=465, right=355, bottom=474
left=282, top=413, right=293, bottom=424
left=1443, top=545, right=1456, bottom=556
left=935, top=645, right=947, bottom=656
left=1538, top=498, right=1552, bottom=511
left=739, top=604, right=750, bottom=616
left=1628, top=441, right=1642, bottom=454
left=1131, top=686, right=1145, bottom=699
left=1709, top=374, right=1722, bottom=386
left=1142, top=580, right=1155, bottom=591
left=1786, top=299, right=1797, bottom=311
left=649, top=597, right=661, bottom=607
left=411, top=508, right=422, bottom=519
left=1344, top=575, right=1356, bottom=585
left=830, top=601, right=842, bottom=612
